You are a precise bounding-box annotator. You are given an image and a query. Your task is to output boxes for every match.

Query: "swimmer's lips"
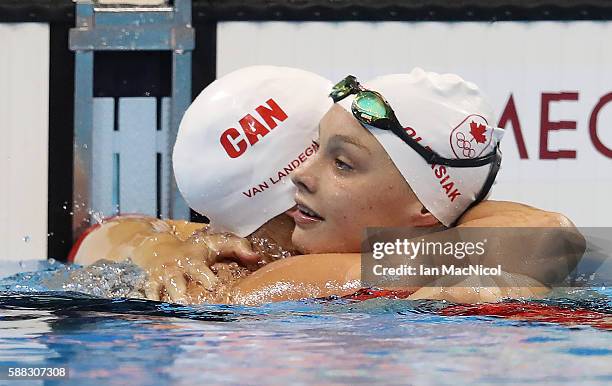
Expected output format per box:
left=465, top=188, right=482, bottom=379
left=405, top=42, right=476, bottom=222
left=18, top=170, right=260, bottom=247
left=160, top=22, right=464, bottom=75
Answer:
left=287, top=200, right=324, bottom=226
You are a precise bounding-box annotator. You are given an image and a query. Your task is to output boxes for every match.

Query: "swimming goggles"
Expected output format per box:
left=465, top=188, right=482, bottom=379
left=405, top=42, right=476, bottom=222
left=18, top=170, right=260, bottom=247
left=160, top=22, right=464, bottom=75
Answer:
left=329, top=75, right=502, bottom=207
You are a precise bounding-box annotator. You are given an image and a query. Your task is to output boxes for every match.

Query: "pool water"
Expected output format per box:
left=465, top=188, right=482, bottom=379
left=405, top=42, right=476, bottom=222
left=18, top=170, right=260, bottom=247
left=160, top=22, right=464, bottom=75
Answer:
left=0, top=261, right=611, bottom=385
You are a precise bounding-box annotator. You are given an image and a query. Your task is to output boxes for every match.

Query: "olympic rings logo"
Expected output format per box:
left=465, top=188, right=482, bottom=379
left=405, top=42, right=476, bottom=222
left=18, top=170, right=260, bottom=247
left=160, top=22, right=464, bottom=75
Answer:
left=450, top=114, right=492, bottom=160
left=454, top=132, right=477, bottom=158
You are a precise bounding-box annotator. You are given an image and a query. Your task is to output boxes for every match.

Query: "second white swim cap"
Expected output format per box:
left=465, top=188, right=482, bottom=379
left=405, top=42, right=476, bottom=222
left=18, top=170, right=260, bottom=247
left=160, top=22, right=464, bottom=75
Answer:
left=338, top=68, right=504, bottom=226
left=173, top=66, right=332, bottom=236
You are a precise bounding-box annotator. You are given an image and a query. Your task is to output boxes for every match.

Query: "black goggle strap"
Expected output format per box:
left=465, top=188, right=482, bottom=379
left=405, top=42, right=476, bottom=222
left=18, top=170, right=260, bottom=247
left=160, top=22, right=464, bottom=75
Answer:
left=386, top=120, right=499, bottom=168
left=477, top=145, right=502, bottom=201
left=459, top=146, right=502, bottom=223
left=333, top=76, right=500, bottom=169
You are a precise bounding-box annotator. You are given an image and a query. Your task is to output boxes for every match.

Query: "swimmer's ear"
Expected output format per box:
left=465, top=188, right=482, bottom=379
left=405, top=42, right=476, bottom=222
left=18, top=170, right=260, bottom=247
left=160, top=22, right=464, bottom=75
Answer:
left=412, top=205, right=441, bottom=228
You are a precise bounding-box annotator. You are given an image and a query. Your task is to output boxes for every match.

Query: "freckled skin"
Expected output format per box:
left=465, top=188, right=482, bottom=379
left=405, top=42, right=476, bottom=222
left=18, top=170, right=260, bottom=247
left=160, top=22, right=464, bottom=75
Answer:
left=290, top=105, right=438, bottom=254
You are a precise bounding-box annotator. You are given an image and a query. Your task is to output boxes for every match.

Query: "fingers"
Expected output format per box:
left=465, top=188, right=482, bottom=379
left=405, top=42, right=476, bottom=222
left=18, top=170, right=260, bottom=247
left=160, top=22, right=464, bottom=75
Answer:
left=184, top=261, right=218, bottom=291
left=204, top=233, right=260, bottom=264
left=144, top=257, right=219, bottom=304
left=162, top=267, right=189, bottom=304
left=144, top=277, right=162, bottom=301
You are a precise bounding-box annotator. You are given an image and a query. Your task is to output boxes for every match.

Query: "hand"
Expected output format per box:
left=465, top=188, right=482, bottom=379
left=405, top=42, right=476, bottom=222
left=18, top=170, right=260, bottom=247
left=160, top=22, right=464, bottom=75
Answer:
left=137, top=232, right=259, bottom=304
left=145, top=258, right=219, bottom=304
left=188, top=231, right=261, bottom=266
left=130, top=233, right=212, bottom=303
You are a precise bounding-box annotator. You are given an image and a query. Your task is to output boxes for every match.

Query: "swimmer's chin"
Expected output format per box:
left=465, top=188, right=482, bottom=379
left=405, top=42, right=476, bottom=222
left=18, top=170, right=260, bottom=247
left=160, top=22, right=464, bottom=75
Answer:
left=291, top=229, right=355, bottom=255
left=290, top=229, right=315, bottom=255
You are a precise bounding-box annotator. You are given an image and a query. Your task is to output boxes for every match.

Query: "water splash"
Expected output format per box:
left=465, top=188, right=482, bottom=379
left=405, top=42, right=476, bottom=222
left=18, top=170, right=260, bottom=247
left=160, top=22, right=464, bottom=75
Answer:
left=89, top=210, right=105, bottom=224
left=248, top=235, right=294, bottom=262
left=0, top=259, right=147, bottom=299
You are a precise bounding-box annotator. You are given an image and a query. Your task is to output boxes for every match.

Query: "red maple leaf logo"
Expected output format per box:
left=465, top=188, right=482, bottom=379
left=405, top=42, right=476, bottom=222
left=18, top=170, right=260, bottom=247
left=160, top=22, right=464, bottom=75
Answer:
left=469, top=121, right=487, bottom=144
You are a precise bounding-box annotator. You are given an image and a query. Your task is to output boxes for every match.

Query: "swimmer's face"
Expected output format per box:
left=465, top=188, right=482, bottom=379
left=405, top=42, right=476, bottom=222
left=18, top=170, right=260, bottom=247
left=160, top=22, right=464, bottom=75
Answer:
left=288, top=104, right=439, bottom=254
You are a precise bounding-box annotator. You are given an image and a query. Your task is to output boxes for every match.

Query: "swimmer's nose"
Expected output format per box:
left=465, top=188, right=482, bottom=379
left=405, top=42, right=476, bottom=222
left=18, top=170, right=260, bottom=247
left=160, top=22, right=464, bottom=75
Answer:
left=291, top=161, right=317, bottom=194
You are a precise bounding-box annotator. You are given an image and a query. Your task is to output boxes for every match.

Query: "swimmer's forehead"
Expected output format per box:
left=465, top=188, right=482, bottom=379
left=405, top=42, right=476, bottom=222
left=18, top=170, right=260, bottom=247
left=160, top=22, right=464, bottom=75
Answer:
left=318, top=121, right=373, bottom=156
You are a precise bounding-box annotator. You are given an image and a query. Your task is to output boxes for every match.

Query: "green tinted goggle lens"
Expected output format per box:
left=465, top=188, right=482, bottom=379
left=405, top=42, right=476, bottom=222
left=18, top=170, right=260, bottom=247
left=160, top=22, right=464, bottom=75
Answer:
left=353, top=91, right=391, bottom=123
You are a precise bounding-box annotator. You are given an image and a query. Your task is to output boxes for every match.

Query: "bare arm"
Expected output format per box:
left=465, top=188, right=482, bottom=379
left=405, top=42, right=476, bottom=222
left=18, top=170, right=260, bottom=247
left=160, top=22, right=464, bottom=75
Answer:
left=407, top=271, right=551, bottom=303
left=459, top=200, right=576, bottom=228
left=227, top=200, right=584, bottom=304
left=456, top=200, right=585, bottom=284
left=229, top=253, right=364, bottom=305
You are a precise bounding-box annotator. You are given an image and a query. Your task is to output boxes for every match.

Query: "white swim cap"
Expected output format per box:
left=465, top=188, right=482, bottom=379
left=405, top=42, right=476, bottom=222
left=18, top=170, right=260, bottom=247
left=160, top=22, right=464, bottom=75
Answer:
left=173, top=66, right=332, bottom=236
left=337, top=68, right=504, bottom=226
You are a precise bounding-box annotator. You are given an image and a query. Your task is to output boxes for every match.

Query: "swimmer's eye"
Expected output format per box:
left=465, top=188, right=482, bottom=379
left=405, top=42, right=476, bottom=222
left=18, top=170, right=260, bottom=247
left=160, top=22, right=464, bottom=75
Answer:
left=334, top=158, right=353, bottom=171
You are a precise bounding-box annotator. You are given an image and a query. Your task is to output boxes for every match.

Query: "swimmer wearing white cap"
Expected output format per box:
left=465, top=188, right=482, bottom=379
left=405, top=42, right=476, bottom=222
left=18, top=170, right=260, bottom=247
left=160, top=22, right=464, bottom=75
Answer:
left=287, top=69, right=504, bottom=254
left=230, top=68, right=583, bottom=303
left=73, top=66, right=583, bottom=305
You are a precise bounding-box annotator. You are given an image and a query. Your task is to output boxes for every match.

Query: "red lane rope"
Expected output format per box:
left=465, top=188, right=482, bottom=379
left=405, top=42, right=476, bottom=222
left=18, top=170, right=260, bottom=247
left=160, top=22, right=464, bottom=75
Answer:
left=343, top=288, right=612, bottom=330
left=441, top=302, right=612, bottom=330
